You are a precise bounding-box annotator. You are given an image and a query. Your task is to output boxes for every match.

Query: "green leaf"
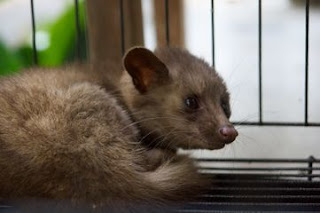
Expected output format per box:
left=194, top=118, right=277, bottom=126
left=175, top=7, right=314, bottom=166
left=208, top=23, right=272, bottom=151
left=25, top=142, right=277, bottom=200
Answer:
left=0, top=41, right=23, bottom=75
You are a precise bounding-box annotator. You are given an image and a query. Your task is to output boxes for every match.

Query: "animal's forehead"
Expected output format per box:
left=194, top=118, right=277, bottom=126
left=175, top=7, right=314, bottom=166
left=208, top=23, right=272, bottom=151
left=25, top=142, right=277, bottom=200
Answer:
left=154, top=47, right=227, bottom=96
left=177, top=71, right=226, bottom=97
left=155, top=47, right=210, bottom=72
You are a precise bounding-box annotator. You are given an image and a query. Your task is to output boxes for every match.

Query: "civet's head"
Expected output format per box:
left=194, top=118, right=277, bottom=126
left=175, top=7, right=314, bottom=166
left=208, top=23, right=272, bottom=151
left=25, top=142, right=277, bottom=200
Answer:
left=122, top=47, right=237, bottom=150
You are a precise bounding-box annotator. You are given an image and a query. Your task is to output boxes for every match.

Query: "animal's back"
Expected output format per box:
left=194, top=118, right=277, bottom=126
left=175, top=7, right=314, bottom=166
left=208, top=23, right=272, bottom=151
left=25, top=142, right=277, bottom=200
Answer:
left=0, top=68, right=143, bottom=202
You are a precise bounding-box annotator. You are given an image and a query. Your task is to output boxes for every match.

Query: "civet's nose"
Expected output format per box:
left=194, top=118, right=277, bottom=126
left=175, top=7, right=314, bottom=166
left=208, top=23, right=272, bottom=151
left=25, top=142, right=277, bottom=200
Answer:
left=218, top=125, right=238, bottom=144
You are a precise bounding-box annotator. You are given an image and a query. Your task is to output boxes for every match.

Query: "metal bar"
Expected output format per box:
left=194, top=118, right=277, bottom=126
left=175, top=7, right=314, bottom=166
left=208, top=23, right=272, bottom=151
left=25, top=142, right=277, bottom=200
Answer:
left=196, top=158, right=320, bottom=163
left=201, top=173, right=320, bottom=178
left=209, top=179, right=320, bottom=185
left=200, top=194, right=320, bottom=199
left=211, top=0, right=215, bottom=66
left=165, top=0, right=170, bottom=46
left=177, top=211, right=312, bottom=213
left=30, top=0, right=38, bottom=65
left=119, top=0, right=125, bottom=56
left=74, top=0, right=81, bottom=60
left=258, top=0, right=262, bottom=124
left=200, top=167, right=320, bottom=171
left=305, top=0, right=310, bottom=125
left=186, top=202, right=320, bottom=206
left=207, top=186, right=320, bottom=195
left=189, top=202, right=320, bottom=207
left=177, top=211, right=234, bottom=213
left=176, top=211, right=226, bottom=213
left=179, top=211, right=317, bottom=213
left=308, top=156, right=315, bottom=181
left=232, top=121, right=320, bottom=126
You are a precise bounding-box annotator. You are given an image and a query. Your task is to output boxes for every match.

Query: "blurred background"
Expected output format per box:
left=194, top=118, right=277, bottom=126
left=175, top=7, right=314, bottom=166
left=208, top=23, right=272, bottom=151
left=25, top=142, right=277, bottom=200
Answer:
left=0, top=0, right=86, bottom=73
left=0, top=0, right=319, bottom=159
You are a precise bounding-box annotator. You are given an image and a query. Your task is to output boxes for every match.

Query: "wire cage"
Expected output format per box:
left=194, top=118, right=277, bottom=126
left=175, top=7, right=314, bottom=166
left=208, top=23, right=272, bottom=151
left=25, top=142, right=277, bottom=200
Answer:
left=0, top=0, right=320, bottom=212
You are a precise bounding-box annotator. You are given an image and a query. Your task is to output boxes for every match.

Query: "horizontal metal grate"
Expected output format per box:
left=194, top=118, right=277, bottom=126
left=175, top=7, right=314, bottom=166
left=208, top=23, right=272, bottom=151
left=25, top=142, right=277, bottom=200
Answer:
left=178, top=156, right=320, bottom=212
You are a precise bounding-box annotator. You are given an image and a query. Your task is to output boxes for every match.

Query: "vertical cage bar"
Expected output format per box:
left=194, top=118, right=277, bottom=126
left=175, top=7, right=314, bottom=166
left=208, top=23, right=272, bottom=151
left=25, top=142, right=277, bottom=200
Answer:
left=258, top=0, right=262, bottom=124
left=211, top=0, right=215, bottom=67
left=165, top=0, right=170, bottom=46
left=74, top=0, right=81, bottom=60
left=119, top=0, right=125, bottom=56
left=30, top=0, right=38, bottom=65
left=308, top=156, right=314, bottom=182
left=305, top=0, right=310, bottom=126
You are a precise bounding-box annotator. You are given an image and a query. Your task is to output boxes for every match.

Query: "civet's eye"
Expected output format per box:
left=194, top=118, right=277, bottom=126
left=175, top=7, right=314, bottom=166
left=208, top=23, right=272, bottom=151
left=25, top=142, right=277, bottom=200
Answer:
left=184, top=96, right=199, bottom=111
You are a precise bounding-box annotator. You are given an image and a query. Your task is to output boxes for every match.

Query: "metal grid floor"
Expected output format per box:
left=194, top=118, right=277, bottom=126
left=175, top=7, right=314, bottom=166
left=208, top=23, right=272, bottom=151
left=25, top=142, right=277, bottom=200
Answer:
left=179, top=157, right=320, bottom=212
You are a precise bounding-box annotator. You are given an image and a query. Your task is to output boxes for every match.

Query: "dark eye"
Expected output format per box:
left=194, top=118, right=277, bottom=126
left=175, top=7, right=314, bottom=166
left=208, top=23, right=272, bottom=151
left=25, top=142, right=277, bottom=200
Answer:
left=184, top=96, right=199, bottom=111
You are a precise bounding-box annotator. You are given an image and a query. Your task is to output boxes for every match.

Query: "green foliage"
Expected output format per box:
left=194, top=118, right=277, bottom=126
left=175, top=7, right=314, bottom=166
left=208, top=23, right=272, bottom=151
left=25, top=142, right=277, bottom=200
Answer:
left=0, top=1, right=87, bottom=75
left=0, top=42, right=23, bottom=75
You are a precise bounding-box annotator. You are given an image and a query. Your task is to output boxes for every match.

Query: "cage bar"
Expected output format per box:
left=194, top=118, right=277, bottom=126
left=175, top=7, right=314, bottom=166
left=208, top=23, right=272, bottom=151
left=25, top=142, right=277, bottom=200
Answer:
left=180, top=157, right=320, bottom=212
left=308, top=155, right=314, bottom=181
left=200, top=167, right=320, bottom=171
left=196, top=157, right=320, bottom=163
left=305, top=0, right=310, bottom=126
left=211, top=0, right=215, bottom=67
left=119, top=0, right=125, bottom=56
left=165, top=0, right=170, bottom=46
left=30, top=0, right=38, bottom=65
left=74, top=0, right=81, bottom=60
left=258, top=0, right=262, bottom=125
left=233, top=121, right=320, bottom=126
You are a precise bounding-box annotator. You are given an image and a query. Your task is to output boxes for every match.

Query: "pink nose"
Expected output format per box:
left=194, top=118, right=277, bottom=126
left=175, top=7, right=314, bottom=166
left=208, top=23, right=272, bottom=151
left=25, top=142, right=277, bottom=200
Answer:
left=218, top=125, right=238, bottom=144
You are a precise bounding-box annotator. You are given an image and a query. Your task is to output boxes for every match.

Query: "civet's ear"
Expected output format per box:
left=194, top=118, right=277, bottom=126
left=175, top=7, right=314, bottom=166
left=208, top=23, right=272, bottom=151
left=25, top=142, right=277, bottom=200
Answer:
left=123, top=47, right=170, bottom=94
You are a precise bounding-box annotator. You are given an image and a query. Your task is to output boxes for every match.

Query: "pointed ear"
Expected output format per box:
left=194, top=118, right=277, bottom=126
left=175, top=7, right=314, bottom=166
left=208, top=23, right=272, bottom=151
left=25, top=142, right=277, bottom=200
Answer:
left=123, top=47, right=170, bottom=94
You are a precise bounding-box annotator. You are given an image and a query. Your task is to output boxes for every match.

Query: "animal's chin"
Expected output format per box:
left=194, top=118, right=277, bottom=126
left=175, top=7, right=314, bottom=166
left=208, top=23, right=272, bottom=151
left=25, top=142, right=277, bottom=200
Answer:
left=207, top=142, right=226, bottom=150
left=204, top=135, right=235, bottom=150
left=180, top=141, right=226, bottom=150
left=173, top=133, right=232, bottom=150
left=179, top=136, right=228, bottom=150
left=198, top=138, right=230, bottom=150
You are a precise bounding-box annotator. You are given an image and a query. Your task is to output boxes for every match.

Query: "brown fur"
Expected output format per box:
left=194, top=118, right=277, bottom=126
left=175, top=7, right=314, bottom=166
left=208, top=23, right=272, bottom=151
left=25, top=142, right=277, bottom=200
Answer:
left=0, top=47, right=236, bottom=210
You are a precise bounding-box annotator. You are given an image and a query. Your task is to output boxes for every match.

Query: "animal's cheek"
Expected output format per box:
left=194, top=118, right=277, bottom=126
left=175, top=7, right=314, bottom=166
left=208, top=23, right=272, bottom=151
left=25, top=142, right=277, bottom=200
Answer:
left=199, top=127, right=220, bottom=143
left=192, top=119, right=222, bottom=148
